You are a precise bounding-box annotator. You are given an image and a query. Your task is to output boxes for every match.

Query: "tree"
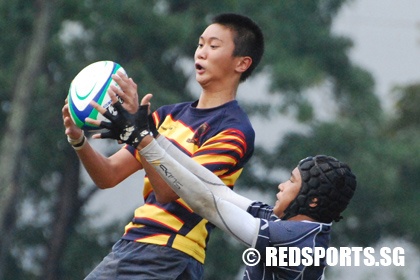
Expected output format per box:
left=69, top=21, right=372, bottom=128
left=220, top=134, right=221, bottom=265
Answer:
left=384, top=84, right=420, bottom=246
left=0, top=0, right=53, bottom=278
left=1, top=0, right=418, bottom=279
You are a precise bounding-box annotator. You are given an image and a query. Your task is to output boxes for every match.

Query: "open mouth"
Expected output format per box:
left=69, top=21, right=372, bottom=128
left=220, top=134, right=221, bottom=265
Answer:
left=195, top=63, right=204, bottom=70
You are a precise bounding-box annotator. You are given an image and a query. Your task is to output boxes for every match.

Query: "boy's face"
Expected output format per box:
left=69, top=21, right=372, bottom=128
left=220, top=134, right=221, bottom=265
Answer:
left=273, top=167, right=302, bottom=218
left=194, top=23, right=243, bottom=87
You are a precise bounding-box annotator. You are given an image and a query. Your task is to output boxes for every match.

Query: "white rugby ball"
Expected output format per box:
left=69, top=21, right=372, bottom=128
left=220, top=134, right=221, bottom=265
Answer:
left=67, top=60, right=126, bottom=130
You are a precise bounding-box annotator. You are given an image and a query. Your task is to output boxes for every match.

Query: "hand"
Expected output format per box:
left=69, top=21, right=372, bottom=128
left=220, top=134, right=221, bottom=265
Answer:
left=62, top=98, right=83, bottom=140
left=108, top=71, right=139, bottom=114
left=87, top=91, right=150, bottom=148
left=140, top=94, right=159, bottom=138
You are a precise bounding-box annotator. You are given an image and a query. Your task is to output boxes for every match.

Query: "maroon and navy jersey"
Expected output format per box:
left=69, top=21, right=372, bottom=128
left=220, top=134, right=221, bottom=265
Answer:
left=123, top=100, right=255, bottom=263
left=244, top=202, right=331, bottom=280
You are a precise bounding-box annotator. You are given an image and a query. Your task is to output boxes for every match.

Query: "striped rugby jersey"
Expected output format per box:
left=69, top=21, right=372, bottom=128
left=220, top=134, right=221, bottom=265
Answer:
left=123, top=100, right=255, bottom=263
left=244, top=202, right=331, bottom=280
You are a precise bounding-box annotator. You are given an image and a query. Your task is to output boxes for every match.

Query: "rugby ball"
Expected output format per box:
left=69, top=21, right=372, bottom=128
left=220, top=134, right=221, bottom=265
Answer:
left=67, top=60, right=126, bottom=130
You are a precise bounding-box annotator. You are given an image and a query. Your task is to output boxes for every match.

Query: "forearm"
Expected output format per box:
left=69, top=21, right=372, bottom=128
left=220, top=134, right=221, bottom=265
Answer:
left=74, top=140, right=141, bottom=189
left=139, top=154, right=179, bottom=203
left=155, top=136, right=253, bottom=210
left=138, top=139, right=258, bottom=246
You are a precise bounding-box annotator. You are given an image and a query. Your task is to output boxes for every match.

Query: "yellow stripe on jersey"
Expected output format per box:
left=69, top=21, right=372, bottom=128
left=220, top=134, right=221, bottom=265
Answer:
left=133, top=203, right=184, bottom=232
left=203, top=134, right=247, bottom=157
left=159, top=117, right=197, bottom=154
left=134, top=234, right=171, bottom=245
left=172, top=219, right=209, bottom=262
left=123, top=223, right=145, bottom=233
left=182, top=219, right=209, bottom=249
left=125, top=202, right=210, bottom=263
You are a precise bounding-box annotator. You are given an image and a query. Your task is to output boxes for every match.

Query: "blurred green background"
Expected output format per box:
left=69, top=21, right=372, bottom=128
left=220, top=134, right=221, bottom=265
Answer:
left=0, top=0, right=419, bottom=279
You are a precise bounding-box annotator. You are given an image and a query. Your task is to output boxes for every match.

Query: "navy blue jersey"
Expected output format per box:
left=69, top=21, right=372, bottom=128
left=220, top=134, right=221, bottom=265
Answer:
left=244, top=202, right=331, bottom=280
left=124, top=99, right=255, bottom=263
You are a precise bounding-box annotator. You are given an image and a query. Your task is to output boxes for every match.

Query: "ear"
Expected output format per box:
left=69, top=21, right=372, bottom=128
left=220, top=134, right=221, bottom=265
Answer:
left=235, top=56, right=252, bottom=73
left=309, top=197, right=318, bottom=208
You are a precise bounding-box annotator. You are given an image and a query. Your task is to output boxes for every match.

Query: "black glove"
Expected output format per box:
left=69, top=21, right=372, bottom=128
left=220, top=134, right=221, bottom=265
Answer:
left=99, top=102, right=150, bottom=147
left=148, top=113, right=159, bottom=137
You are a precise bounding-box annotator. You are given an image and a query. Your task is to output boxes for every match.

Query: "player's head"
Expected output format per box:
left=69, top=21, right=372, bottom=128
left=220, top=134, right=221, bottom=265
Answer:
left=281, top=155, right=357, bottom=223
left=211, top=13, right=264, bottom=82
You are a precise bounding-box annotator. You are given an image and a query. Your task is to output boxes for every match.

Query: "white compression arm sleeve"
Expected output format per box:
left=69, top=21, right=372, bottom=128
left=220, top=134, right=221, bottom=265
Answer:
left=156, top=136, right=253, bottom=210
left=140, top=139, right=259, bottom=247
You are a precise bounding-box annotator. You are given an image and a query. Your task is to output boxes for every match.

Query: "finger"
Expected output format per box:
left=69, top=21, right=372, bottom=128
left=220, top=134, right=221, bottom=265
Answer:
left=140, top=93, right=153, bottom=106
left=100, top=130, right=117, bottom=140
left=107, top=84, right=120, bottom=100
left=111, top=100, right=125, bottom=114
left=115, top=73, right=138, bottom=96
left=65, top=127, right=78, bottom=137
left=107, top=86, right=121, bottom=105
left=85, top=117, right=102, bottom=127
left=116, top=70, right=127, bottom=78
left=89, top=100, right=107, bottom=115
left=62, top=103, right=70, bottom=118
left=111, top=74, right=138, bottom=112
left=91, top=133, right=101, bottom=139
left=128, top=77, right=136, bottom=87
left=63, top=116, right=83, bottom=139
left=62, top=105, right=76, bottom=127
left=63, top=116, right=75, bottom=128
left=98, top=121, right=113, bottom=129
left=116, top=71, right=130, bottom=83
left=103, top=109, right=118, bottom=122
left=112, top=73, right=128, bottom=92
left=125, top=75, right=138, bottom=91
left=110, top=76, right=127, bottom=102
left=140, top=93, right=153, bottom=114
left=109, top=84, right=124, bottom=100
left=91, top=129, right=113, bottom=140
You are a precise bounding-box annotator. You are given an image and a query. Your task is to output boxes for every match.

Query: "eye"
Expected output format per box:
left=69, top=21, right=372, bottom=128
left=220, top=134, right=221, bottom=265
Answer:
left=197, top=43, right=203, bottom=48
left=210, top=45, right=219, bottom=49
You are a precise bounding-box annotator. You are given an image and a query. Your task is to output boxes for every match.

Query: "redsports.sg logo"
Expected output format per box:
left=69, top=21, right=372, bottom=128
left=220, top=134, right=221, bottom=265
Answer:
left=242, top=247, right=405, bottom=267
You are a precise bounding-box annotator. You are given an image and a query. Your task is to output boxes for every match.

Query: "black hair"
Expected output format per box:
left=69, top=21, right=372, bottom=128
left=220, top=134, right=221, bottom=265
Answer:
left=211, top=13, right=264, bottom=82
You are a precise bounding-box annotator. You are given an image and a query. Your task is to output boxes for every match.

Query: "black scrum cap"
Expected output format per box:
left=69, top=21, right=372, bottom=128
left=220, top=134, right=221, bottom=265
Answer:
left=282, top=155, right=357, bottom=223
